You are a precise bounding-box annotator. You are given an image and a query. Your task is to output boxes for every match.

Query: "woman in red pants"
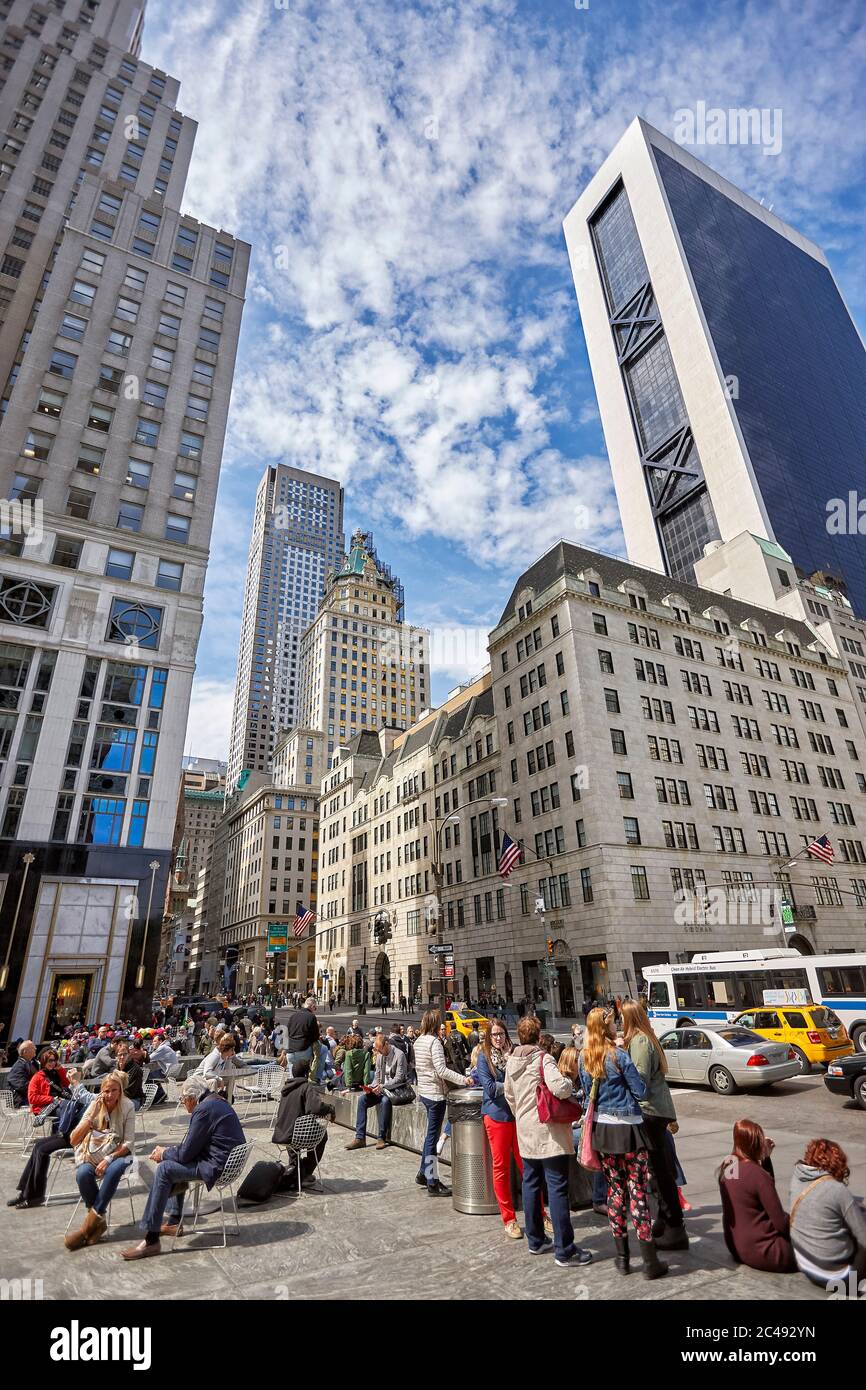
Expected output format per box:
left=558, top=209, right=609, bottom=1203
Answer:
left=476, top=1021, right=525, bottom=1239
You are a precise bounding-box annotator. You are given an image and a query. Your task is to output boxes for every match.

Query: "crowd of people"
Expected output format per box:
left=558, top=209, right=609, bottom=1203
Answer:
left=2, top=995, right=864, bottom=1289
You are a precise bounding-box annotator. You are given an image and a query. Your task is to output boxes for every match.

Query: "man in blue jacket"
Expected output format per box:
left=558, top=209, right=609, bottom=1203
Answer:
left=121, top=1077, right=245, bottom=1260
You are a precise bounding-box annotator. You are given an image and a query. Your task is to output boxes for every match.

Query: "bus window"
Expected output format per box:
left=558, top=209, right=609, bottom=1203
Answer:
left=818, top=965, right=866, bottom=996
left=705, top=974, right=743, bottom=1009
left=768, top=968, right=811, bottom=995
left=674, top=976, right=705, bottom=1011
left=648, top=981, right=670, bottom=1007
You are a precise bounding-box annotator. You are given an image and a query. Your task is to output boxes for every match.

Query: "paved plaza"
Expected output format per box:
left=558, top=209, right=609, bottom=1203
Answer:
left=1, top=1065, right=862, bottom=1302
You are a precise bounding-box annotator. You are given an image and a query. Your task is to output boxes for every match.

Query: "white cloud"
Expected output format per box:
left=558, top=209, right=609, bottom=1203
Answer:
left=183, top=677, right=237, bottom=761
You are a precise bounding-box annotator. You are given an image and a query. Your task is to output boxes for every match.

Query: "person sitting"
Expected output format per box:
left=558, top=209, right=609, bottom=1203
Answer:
left=65, top=1072, right=135, bottom=1249
left=194, top=1032, right=238, bottom=1080
left=7, top=1069, right=90, bottom=1209
left=345, top=1034, right=408, bottom=1151
left=272, top=1059, right=335, bottom=1185
left=121, top=1077, right=246, bottom=1260
left=340, top=1033, right=371, bottom=1090
left=117, top=1040, right=145, bottom=1109
left=7, top=1040, right=38, bottom=1108
left=789, top=1138, right=866, bottom=1288
left=27, top=1048, right=71, bottom=1117
left=718, top=1119, right=795, bottom=1273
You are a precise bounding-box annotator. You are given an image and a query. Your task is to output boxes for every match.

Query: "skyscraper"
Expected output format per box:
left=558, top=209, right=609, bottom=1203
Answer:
left=563, top=117, right=866, bottom=613
left=298, top=527, right=429, bottom=760
left=227, top=463, right=344, bottom=787
left=0, top=0, right=248, bottom=1035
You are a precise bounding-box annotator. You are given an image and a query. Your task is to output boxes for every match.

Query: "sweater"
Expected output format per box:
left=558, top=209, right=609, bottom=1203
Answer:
left=789, top=1162, right=866, bottom=1272
left=372, top=1046, right=408, bottom=1093
left=719, top=1159, right=795, bottom=1273
left=627, top=1033, right=677, bottom=1121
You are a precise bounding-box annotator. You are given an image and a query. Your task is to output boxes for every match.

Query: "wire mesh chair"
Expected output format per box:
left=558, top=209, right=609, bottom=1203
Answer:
left=236, top=1065, right=282, bottom=1121
left=282, top=1115, right=328, bottom=1195
left=135, top=1083, right=159, bottom=1143
left=181, top=1141, right=253, bottom=1250
left=44, top=1144, right=76, bottom=1205
left=0, top=1086, right=27, bottom=1148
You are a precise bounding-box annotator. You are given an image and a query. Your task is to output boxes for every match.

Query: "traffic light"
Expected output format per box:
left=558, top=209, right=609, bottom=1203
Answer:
left=546, top=938, right=554, bottom=958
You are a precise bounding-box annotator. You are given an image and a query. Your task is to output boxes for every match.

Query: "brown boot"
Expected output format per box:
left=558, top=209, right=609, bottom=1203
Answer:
left=84, top=1211, right=108, bottom=1246
left=65, top=1208, right=100, bottom=1251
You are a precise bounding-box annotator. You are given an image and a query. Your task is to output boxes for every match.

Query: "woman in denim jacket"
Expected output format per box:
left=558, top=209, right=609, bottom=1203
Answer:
left=578, top=1007, right=668, bottom=1281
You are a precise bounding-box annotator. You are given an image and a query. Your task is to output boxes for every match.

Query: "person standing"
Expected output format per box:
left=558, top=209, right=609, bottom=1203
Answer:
left=476, top=1020, right=523, bottom=1240
left=413, top=1009, right=472, bottom=1195
left=578, top=1007, right=667, bottom=1280
left=283, top=995, right=320, bottom=1073
left=718, top=1120, right=795, bottom=1273
left=622, top=1000, right=688, bottom=1251
left=504, top=1014, right=591, bottom=1268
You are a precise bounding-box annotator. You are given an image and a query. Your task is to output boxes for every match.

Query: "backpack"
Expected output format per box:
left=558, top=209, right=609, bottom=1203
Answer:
left=237, top=1161, right=287, bottom=1204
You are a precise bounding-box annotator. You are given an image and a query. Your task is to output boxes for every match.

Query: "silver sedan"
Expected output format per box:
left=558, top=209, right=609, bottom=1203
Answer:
left=658, top=1026, right=801, bottom=1095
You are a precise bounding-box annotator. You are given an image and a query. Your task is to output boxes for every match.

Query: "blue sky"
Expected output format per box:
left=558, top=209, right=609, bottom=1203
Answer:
left=141, top=0, right=866, bottom=758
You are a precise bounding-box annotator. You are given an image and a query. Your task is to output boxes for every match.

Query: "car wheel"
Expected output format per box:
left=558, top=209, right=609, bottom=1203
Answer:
left=709, top=1065, right=736, bottom=1095
left=789, top=1045, right=811, bottom=1074
left=855, top=1076, right=866, bottom=1111
left=852, top=1025, right=866, bottom=1054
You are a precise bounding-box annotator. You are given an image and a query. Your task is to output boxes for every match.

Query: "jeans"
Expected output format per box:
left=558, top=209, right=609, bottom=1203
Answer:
left=140, top=1158, right=199, bottom=1236
left=75, top=1155, right=133, bottom=1216
left=482, top=1116, right=522, bottom=1225
left=285, top=1046, right=312, bottom=1075
left=417, top=1096, right=447, bottom=1187
left=355, top=1090, right=392, bottom=1141
left=523, top=1155, right=574, bottom=1258
left=592, top=1169, right=608, bottom=1205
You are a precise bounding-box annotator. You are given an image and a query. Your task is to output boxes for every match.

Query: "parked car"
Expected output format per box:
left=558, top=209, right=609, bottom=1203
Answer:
left=659, top=1026, right=801, bottom=1095
left=824, top=1052, right=866, bottom=1110
left=732, top=1004, right=854, bottom=1072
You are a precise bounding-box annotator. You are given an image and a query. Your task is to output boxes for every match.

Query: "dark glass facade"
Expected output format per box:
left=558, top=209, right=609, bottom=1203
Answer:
left=590, top=184, right=720, bottom=582
left=655, top=147, right=866, bottom=617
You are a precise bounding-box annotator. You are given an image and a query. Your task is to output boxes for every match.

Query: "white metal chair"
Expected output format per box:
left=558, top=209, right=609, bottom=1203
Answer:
left=181, top=1141, right=253, bottom=1249
left=0, top=1087, right=27, bottom=1148
left=135, top=1083, right=159, bottom=1143
left=44, top=1145, right=77, bottom=1204
left=283, top=1115, right=328, bottom=1195
left=236, top=1065, right=282, bottom=1121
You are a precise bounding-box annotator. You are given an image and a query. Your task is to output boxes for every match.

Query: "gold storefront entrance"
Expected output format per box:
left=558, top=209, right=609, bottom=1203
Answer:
left=45, top=972, right=95, bottom=1037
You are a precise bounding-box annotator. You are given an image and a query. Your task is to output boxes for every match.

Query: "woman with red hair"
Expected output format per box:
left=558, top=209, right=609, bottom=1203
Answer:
left=718, top=1120, right=795, bottom=1273
left=789, top=1139, right=866, bottom=1287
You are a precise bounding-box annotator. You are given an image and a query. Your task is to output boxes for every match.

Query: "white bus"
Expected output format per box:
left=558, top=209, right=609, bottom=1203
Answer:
left=641, top=949, right=866, bottom=1052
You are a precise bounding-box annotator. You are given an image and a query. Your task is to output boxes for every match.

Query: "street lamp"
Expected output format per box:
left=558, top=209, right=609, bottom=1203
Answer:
left=135, top=859, right=162, bottom=990
left=0, top=851, right=35, bottom=992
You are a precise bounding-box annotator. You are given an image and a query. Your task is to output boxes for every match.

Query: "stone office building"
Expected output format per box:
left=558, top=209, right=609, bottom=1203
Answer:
left=0, top=0, right=248, bottom=1036
left=316, top=539, right=866, bottom=1014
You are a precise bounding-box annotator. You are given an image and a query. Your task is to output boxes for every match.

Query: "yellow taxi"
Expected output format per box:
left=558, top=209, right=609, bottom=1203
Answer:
left=445, top=1008, right=491, bottom=1040
left=732, top=1004, right=855, bottom=1071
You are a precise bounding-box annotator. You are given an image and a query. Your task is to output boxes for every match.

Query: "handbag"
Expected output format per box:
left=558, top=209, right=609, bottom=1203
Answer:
left=579, top=1077, right=602, bottom=1171
left=387, top=1083, right=416, bottom=1107
left=536, top=1055, right=583, bottom=1125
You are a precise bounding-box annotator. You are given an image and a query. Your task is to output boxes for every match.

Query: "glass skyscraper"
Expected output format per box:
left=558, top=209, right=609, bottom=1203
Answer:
left=564, top=118, right=866, bottom=617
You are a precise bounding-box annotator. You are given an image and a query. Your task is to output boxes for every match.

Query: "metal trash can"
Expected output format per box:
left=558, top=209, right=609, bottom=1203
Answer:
left=447, top=1087, right=499, bottom=1215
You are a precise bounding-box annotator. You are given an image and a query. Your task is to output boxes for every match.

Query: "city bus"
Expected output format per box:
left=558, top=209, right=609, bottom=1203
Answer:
left=641, top=949, right=866, bottom=1053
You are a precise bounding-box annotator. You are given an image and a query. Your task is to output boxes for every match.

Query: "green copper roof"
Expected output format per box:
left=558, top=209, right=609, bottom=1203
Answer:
left=753, top=535, right=792, bottom=564
left=334, top=533, right=369, bottom=578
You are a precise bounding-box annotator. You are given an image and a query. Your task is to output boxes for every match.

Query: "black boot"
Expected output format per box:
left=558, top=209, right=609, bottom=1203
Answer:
left=639, top=1240, right=669, bottom=1280
left=614, top=1235, right=630, bottom=1274
left=656, top=1221, right=689, bottom=1251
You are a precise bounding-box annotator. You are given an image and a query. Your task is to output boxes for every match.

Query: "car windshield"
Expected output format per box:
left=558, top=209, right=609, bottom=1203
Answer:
left=810, top=1007, right=841, bottom=1028
left=717, top=1028, right=764, bottom=1047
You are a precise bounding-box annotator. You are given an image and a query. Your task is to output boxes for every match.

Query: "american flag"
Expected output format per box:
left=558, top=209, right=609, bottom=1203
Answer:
left=806, top=834, right=835, bottom=865
left=293, top=902, right=315, bottom=938
left=498, top=832, right=522, bottom=880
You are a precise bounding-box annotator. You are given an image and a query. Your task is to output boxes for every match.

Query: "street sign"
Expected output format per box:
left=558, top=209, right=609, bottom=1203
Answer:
left=267, top=923, right=287, bottom=954
left=428, top=943, right=454, bottom=954
left=443, top=954, right=455, bottom=965
left=443, top=965, right=454, bottom=978
left=321, top=970, right=330, bottom=979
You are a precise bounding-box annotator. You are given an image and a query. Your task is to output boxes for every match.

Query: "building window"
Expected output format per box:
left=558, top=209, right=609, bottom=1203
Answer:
left=105, top=548, right=134, bottom=580
left=630, top=865, right=650, bottom=900
left=107, top=597, right=163, bottom=650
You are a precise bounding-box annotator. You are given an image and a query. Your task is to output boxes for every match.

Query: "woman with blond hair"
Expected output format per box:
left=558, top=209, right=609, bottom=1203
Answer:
left=413, top=1009, right=473, bottom=1195
left=65, top=1070, right=135, bottom=1250
left=578, top=1007, right=667, bottom=1280
left=621, top=999, right=688, bottom=1252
